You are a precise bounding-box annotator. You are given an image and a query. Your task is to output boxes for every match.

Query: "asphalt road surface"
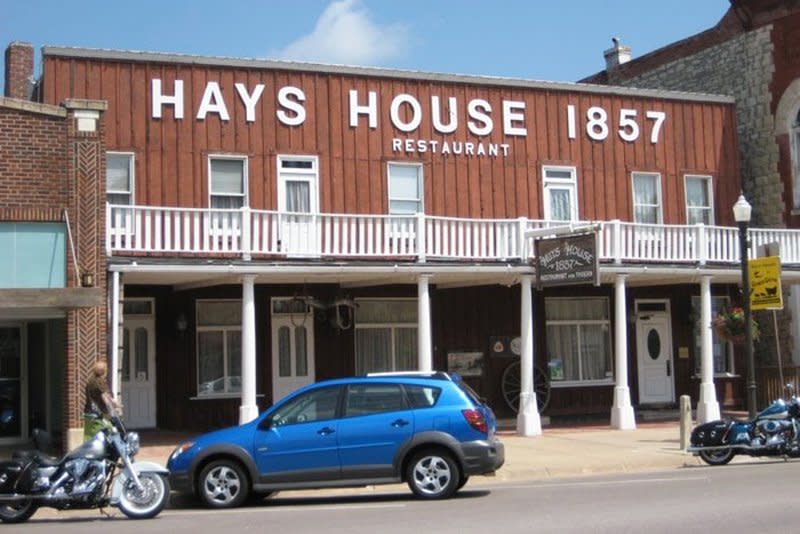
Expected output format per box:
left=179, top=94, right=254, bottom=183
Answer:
left=11, top=460, right=800, bottom=533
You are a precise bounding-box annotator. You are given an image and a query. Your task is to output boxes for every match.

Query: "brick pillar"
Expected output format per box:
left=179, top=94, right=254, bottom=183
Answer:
left=62, top=99, right=109, bottom=451
left=4, top=41, right=34, bottom=99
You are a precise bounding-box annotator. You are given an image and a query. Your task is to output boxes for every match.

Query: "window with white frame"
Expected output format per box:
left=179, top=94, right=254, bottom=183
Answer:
left=545, top=298, right=613, bottom=384
left=685, top=175, right=714, bottom=225
left=388, top=163, right=423, bottom=214
left=278, top=156, right=318, bottom=214
left=107, top=153, right=134, bottom=206
left=542, top=166, right=577, bottom=222
left=355, top=299, right=417, bottom=375
left=196, top=300, right=242, bottom=396
left=209, top=156, right=247, bottom=209
left=691, top=296, right=734, bottom=375
left=632, top=172, right=662, bottom=224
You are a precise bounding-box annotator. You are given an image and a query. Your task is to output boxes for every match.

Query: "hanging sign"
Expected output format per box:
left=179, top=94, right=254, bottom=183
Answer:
left=749, top=256, right=783, bottom=310
left=535, top=232, right=599, bottom=289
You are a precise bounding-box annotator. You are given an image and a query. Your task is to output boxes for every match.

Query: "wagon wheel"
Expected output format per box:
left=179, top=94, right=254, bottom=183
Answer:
left=501, top=360, right=550, bottom=413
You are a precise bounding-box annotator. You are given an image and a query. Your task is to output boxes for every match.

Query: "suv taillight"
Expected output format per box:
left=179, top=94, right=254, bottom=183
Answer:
left=461, top=409, right=487, bottom=434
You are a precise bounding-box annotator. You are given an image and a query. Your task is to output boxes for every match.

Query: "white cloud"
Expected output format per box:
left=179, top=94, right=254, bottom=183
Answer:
left=275, top=0, right=409, bottom=65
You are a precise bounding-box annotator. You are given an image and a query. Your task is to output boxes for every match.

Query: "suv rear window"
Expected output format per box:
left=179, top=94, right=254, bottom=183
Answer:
left=456, top=381, right=483, bottom=406
left=404, top=385, right=441, bottom=408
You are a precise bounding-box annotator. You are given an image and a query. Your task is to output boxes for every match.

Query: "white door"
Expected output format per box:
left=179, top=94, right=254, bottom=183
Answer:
left=121, top=317, right=156, bottom=428
left=278, top=156, right=319, bottom=256
left=636, top=310, right=674, bottom=404
left=271, top=306, right=315, bottom=404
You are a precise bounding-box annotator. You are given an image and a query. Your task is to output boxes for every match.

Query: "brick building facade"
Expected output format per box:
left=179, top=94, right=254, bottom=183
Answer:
left=1, top=42, right=107, bottom=449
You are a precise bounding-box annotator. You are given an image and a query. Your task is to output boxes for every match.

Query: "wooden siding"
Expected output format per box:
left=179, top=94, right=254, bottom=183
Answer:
left=43, top=55, right=741, bottom=226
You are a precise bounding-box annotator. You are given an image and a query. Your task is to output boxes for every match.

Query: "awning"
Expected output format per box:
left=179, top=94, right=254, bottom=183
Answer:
left=0, top=288, right=104, bottom=309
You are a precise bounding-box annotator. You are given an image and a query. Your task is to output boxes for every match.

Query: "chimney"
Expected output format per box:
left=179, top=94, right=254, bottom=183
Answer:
left=4, top=41, right=34, bottom=100
left=603, top=37, right=631, bottom=70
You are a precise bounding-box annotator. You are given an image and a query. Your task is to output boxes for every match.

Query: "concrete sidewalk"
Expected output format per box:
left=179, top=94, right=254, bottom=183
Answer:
left=134, top=421, right=707, bottom=483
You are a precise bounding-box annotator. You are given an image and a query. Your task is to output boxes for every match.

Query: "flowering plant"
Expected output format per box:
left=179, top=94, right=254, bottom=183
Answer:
left=712, top=307, right=759, bottom=343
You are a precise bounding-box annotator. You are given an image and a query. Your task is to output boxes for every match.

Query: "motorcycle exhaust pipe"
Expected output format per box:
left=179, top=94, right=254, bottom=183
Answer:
left=688, top=443, right=778, bottom=453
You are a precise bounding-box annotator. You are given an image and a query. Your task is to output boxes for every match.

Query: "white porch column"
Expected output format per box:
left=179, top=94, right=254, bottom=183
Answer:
left=239, top=275, right=259, bottom=424
left=696, top=275, right=720, bottom=423
left=110, top=271, right=121, bottom=401
left=418, top=275, right=433, bottom=372
left=517, top=275, right=542, bottom=436
left=611, top=274, right=636, bottom=429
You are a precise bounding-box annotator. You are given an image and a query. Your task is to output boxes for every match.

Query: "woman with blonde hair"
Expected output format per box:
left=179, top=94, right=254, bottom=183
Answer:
left=83, top=360, right=121, bottom=441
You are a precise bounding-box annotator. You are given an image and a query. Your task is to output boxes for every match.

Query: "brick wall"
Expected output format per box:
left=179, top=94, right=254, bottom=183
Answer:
left=4, top=42, right=33, bottom=99
left=0, top=96, right=108, bottom=447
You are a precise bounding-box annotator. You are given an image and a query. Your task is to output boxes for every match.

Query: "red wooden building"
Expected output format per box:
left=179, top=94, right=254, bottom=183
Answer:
left=9, top=43, right=800, bottom=445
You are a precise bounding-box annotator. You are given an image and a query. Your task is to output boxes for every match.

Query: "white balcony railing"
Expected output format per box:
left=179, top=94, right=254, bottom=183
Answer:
left=106, top=204, right=800, bottom=266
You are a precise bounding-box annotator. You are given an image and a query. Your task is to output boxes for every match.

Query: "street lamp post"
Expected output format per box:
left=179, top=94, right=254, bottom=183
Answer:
left=732, top=193, right=757, bottom=418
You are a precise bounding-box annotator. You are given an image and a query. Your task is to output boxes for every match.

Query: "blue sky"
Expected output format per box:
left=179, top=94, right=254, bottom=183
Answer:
left=2, top=0, right=730, bottom=92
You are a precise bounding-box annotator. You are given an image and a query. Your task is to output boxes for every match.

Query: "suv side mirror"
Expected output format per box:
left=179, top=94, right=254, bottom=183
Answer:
left=257, top=417, right=273, bottom=431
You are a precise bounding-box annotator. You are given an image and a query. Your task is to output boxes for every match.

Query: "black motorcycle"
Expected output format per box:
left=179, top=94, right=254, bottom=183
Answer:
left=689, top=385, right=800, bottom=466
left=0, top=416, right=169, bottom=523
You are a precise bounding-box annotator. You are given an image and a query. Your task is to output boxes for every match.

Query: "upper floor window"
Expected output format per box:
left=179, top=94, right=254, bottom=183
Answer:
left=278, top=155, right=318, bottom=214
left=209, top=156, right=247, bottom=209
left=388, top=163, right=423, bottom=214
left=685, top=175, right=714, bottom=225
left=632, top=172, right=662, bottom=224
left=542, top=166, right=577, bottom=222
left=107, top=152, right=134, bottom=205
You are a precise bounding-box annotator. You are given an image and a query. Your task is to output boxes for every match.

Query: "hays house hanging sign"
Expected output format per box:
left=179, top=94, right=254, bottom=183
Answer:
left=535, top=232, right=599, bottom=289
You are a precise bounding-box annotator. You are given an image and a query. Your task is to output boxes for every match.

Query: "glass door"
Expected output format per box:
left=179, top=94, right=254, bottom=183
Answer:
left=0, top=325, right=25, bottom=441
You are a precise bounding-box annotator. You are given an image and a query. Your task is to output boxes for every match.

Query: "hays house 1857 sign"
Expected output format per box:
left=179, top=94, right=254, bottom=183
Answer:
left=535, top=233, right=599, bottom=288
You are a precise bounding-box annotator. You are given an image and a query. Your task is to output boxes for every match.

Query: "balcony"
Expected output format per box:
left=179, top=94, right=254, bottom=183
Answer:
left=106, top=204, right=800, bottom=267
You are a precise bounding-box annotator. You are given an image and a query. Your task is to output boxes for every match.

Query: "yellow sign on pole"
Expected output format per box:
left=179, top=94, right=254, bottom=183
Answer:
left=749, top=256, right=783, bottom=310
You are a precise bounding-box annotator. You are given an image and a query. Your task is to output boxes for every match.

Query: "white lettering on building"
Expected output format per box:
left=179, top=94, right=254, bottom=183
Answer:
left=150, top=79, right=670, bottom=155
left=152, top=79, right=184, bottom=119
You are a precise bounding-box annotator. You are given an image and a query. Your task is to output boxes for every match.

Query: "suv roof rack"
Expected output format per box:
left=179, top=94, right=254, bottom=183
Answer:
left=366, top=371, right=452, bottom=380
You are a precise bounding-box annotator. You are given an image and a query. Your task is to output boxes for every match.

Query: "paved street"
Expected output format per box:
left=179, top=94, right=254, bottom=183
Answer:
left=10, top=461, right=800, bottom=533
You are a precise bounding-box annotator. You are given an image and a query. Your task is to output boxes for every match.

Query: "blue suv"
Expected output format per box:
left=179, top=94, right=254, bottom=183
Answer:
left=167, top=372, right=504, bottom=507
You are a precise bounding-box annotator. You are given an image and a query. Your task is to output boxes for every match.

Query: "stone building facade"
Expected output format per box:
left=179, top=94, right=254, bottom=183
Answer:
left=581, top=1, right=800, bottom=373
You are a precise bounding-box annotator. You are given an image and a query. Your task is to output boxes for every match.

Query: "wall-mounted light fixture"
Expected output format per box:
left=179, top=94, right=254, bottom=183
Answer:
left=80, top=271, right=95, bottom=288
left=176, top=313, right=188, bottom=333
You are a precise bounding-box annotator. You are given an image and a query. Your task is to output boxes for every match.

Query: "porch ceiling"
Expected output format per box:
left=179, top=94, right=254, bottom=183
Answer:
left=108, top=259, right=799, bottom=289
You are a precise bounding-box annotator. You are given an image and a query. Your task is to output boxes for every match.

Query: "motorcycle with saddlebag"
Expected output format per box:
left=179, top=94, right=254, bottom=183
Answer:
left=688, top=384, right=800, bottom=465
left=0, top=414, right=169, bottom=523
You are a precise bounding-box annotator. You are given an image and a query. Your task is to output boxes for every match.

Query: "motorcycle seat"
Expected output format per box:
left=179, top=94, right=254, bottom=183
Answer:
left=12, top=450, right=60, bottom=466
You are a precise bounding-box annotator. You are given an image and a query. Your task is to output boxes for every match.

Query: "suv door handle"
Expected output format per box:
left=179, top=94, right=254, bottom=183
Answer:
left=317, top=427, right=335, bottom=436
left=391, top=419, right=410, bottom=427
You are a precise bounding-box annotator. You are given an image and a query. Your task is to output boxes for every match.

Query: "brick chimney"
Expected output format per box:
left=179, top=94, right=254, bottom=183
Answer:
left=5, top=41, right=34, bottom=99
left=603, top=37, right=632, bottom=70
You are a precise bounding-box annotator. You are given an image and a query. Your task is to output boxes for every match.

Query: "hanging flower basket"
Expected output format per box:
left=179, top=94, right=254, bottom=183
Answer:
left=711, top=307, right=759, bottom=344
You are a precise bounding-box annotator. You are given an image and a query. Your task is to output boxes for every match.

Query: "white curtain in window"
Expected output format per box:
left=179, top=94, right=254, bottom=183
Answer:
left=633, top=174, right=659, bottom=223
left=548, top=188, right=572, bottom=221
left=395, top=327, right=417, bottom=371
left=580, top=325, right=608, bottom=380
left=686, top=177, right=710, bottom=224
left=286, top=181, right=311, bottom=213
left=547, top=324, right=578, bottom=380
left=355, top=328, right=392, bottom=375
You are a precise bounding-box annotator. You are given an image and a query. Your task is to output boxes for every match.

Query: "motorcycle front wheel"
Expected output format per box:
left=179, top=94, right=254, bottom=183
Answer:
left=698, top=448, right=735, bottom=466
left=0, top=499, right=38, bottom=523
left=118, top=472, right=170, bottom=519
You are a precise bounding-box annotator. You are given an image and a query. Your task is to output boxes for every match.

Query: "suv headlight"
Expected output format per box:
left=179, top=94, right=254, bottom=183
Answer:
left=170, top=442, right=195, bottom=462
left=126, top=431, right=140, bottom=457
